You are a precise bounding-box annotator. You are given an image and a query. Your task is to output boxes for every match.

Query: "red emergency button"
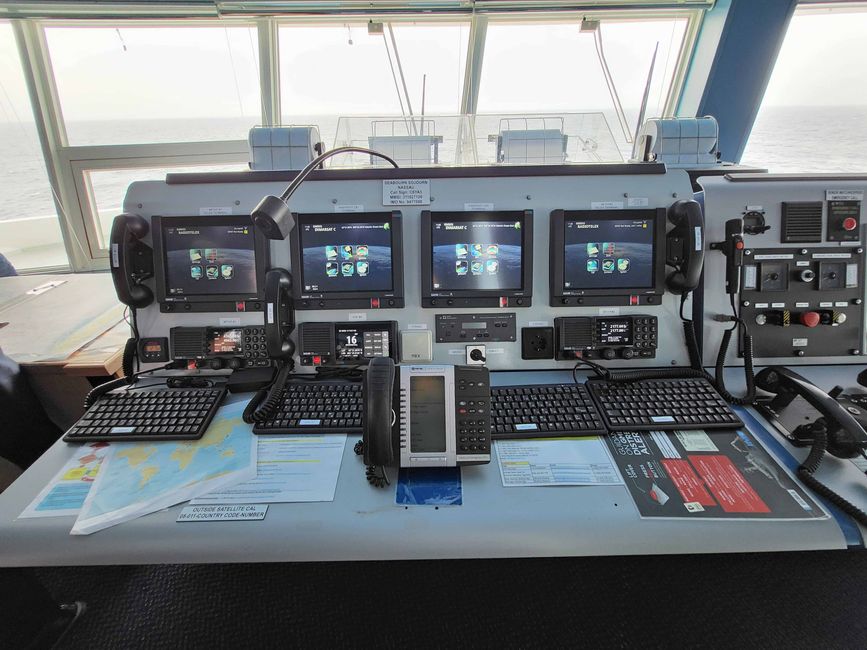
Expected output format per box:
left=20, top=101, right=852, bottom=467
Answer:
left=843, top=217, right=858, bottom=231
left=313, top=355, right=322, bottom=365
left=800, top=311, right=821, bottom=328
left=370, top=298, right=380, bottom=308
left=735, top=240, right=745, bottom=250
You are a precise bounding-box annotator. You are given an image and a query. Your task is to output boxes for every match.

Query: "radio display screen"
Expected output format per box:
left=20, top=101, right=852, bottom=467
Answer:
left=597, top=319, right=633, bottom=345
left=409, top=376, right=447, bottom=453
left=209, top=328, right=243, bottom=354
left=335, top=326, right=390, bottom=360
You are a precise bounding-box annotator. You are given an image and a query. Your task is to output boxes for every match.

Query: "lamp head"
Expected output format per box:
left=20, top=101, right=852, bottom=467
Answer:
left=252, top=194, right=295, bottom=240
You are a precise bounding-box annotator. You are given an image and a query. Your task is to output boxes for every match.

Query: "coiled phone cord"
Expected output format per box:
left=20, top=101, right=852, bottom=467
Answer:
left=796, top=421, right=867, bottom=527
left=243, top=361, right=293, bottom=424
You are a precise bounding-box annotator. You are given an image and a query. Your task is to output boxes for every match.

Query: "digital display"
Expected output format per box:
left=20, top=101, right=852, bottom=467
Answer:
left=335, top=326, right=390, bottom=360
left=209, top=328, right=243, bottom=354
left=563, top=217, right=655, bottom=290
left=597, top=319, right=633, bottom=345
left=162, top=223, right=259, bottom=297
left=299, top=219, right=393, bottom=294
left=410, top=376, right=447, bottom=453
left=430, top=219, right=523, bottom=292
left=462, top=322, right=487, bottom=330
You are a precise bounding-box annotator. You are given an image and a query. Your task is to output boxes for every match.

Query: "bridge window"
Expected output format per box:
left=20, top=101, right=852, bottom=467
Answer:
left=742, top=7, right=867, bottom=172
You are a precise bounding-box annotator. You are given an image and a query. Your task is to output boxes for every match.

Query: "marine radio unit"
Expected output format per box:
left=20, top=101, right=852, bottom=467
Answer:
left=554, top=315, right=658, bottom=360
left=170, top=326, right=273, bottom=369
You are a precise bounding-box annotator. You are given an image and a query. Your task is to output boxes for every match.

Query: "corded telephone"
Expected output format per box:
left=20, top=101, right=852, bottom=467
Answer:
left=665, top=199, right=705, bottom=294
left=264, top=268, right=295, bottom=361
left=242, top=268, right=297, bottom=423
left=109, top=213, right=154, bottom=309
left=360, top=357, right=491, bottom=487
left=755, top=366, right=867, bottom=526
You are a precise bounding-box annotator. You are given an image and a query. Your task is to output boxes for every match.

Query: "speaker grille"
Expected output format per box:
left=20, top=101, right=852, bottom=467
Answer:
left=782, top=201, right=823, bottom=243
left=558, top=317, right=593, bottom=349
left=298, top=323, right=333, bottom=355
left=171, top=328, right=207, bottom=359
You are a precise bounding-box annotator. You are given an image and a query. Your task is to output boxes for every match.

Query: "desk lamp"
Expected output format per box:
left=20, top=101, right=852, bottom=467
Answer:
left=251, top=146, right=399, bottom=240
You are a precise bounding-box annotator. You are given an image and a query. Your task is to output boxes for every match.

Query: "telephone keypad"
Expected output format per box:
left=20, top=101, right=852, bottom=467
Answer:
left=455, top=366, right=491, bottom=457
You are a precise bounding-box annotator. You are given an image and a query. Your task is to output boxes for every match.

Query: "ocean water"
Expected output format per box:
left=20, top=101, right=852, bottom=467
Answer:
left=2, top=105, right=867, bottom=225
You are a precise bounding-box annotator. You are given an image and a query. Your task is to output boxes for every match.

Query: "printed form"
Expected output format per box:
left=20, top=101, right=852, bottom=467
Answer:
left=496, top=437, right=623, bottom=487
left=193, top=434, right=346, bottom=504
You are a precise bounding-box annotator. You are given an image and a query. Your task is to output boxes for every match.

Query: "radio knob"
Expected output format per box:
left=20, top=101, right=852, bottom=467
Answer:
left=800, top=311, right=821, bottom=328
left=601, top=348, right=616, bottom=360
left=834, top=312, right=848, bottom=324
left=227, top=358, right=243, bottom=370
left=621, top=348, right=635, bottom=360
left=755, top=313, right=768, bottom=326
left=799, top=269, right=816, bottom=283
left=208, top=358, right=224, bottom=370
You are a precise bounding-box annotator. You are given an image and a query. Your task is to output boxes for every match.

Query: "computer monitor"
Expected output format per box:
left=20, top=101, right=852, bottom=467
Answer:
left=152, top=215, right=269, bottom=312
left=421, top=210, right=533, bottom=308
left=549, top=208, right=666, bottom=307
left=290, top=211, right=405, bottom=310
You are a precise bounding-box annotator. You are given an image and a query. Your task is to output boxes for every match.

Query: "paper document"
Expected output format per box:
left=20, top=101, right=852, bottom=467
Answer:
left=71, top=401, right=256, bottom=535
left=19, top=442, right=110, bottom=518
left=496, top=437, right=623, bottom=487
left=193, top=434, right=346, bottom=504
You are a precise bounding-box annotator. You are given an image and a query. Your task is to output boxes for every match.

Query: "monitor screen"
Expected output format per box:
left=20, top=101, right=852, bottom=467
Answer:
left=298, top=218, right=394, bottom=294
left=563, top=216, right=656, bottom=290
left=161, top=221, right=260, bottom=298
left=430, top=218, right=524, bottom=292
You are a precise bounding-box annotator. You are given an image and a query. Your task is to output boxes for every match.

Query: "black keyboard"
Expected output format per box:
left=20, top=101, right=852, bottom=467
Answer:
left=252, top=381, right=364, bottom=434
left=587, top=378, right=743, bottom=431
left=62, top=386, right=227, bottom=442
left=490, top=383, right=606, bottom=439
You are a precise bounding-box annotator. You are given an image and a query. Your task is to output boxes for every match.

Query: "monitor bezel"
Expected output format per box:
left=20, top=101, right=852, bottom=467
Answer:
left=421, top=210, right=534, bottom=306
left=290, top=211, right=404, bottom=307
left=549, top=208, right=667, bottom=302
left=152, top=214, right=269, bottom=307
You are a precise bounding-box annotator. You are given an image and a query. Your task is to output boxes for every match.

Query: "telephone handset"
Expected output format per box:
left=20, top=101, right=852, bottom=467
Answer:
left=665, top=199, right=705, bottom=294
left=360, top=358, right=491, bottom=487
left=242, top=268, right=296, bottom=426
left=109, top=213, right=154, bottom=308
left=756, top=366, right=867, bottom=526
left=264, top=268, right=296, bottom=360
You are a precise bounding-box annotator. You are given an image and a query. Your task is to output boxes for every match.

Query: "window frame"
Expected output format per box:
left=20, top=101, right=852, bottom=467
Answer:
left=5, top=7, right=702, bottom=273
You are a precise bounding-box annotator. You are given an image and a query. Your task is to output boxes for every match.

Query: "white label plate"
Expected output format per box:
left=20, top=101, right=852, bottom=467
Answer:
left=590, top=201, right=624, bottom=210
left=464, top=202, right=494, bottom=211
left=335, top=204, right=364, bottom=213
left=177, top=504, right=268, bottom=522
left=199, top=207, right=233, bottom=215
left=826, top=190, right=864, bottom=201
left=383, top=179, right=430, bottom=205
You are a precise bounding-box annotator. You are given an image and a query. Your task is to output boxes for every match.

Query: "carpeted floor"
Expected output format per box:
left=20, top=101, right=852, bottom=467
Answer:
left=15, top=551, right=867, bottom=648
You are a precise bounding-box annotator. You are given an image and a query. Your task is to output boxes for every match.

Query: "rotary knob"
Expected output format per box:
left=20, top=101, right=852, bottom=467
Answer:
left=227, top=357, right=243, bottom=370
left=601, top=348, right=616, bottom=360
left=208, top=358, right=225, bottom=370
left=799, top=269, right=815, bottom=282
left=621, top=347, right=635, bottom=360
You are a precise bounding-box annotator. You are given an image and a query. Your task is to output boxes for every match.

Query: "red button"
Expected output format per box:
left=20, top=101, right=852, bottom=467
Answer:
left=499, top=297, right=508, bottom=308
left=313, top=355, right=322, bottom=365
left=630, top=295, right=639, bottom=306
left=735, top=241, right=745, bottom=249
left=843, top=217, right=858, bottom=231
left=370, top=298, right=380, bottom=308
left=800, top=311, right=821, bottom=328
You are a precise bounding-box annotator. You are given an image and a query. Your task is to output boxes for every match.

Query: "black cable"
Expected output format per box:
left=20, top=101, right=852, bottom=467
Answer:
left=245, top=362, right=293, bottom=424
left=365, top=464, right=390, bottom=488
left=82, top=360, right=182, bottom=409
left=796, top=421, right=867, bottom=527
left=279, top=146, right=398, bottom=204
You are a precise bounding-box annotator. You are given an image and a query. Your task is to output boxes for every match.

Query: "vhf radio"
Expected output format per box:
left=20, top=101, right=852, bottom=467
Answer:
left=554, top=315, right=658, bottom=360
left=170, top=326, right=274, bottom=369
